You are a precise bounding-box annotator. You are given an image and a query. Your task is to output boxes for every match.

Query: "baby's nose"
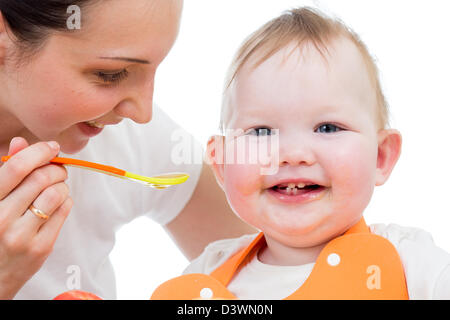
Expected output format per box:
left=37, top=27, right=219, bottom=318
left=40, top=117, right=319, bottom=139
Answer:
left=279, top=140, right=316, bottom=167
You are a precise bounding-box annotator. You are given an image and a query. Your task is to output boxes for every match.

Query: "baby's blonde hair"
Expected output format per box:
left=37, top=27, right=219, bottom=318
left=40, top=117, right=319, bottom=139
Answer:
left=220, top=7, right=390, bottom=132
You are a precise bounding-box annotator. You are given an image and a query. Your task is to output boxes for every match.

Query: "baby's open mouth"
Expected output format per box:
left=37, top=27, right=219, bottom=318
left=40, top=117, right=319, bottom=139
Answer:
left=270, top=182, right=324, bottom=196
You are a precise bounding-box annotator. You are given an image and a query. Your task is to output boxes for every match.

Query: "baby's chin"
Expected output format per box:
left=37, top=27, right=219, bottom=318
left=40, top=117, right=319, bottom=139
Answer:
left=264, top=224, right=342, bottom=248
left=270, top=214, right=366, bottom=248
left=253, top=211, right=345, bottom=245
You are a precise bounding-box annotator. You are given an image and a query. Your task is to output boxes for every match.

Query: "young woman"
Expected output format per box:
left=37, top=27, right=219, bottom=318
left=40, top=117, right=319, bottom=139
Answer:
left=0, top=0, right=253, bottom=299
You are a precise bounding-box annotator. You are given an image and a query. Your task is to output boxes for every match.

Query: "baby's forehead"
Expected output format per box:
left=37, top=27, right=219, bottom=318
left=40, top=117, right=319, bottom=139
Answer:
left=227, top=37, right=378, bottom=122
left=239, top=37, right=372, bottom=89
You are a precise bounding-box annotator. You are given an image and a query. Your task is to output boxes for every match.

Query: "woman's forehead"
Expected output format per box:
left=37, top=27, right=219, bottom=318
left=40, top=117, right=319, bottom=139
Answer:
left=50, top=0, right=182, bottom=64
left=68, top=0, right=182, bottom=47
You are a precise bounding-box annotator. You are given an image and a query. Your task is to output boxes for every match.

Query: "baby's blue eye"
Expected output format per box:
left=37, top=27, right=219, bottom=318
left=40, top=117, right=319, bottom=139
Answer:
left=316, top=124, right=342, bottom=133
left=247, top=127, right=272, bottom=136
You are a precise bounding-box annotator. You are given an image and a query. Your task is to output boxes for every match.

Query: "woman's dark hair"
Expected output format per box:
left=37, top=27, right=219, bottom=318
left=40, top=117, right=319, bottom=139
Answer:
left=0, top=0, right=95, bottom=54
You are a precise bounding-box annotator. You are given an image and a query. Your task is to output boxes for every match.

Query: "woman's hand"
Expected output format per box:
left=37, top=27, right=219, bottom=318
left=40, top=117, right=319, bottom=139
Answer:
left=0, top=137, right=73, bottom=299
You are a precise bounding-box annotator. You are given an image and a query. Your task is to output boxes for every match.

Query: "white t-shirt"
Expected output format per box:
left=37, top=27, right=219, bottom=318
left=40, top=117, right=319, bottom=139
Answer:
left=14, top=106, right=203, bottom=300
left=184, top=223, right=450, bottom=299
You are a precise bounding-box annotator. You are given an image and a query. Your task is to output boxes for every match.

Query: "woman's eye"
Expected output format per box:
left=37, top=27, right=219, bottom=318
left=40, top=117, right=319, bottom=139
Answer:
left=246, top=127, right=272, bottom=136
left=316, top=123, right=342, bottom=133
left=95, top=69, right=129, bottom=85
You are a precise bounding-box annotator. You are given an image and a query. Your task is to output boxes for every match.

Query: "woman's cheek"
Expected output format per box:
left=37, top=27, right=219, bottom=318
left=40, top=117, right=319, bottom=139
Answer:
left=62, top=85, right=114, bottom=120
left=40, top=81, right=107, bottom=122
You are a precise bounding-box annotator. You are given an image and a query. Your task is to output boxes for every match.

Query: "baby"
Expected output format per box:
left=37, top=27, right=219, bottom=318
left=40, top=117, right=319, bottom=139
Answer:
left=152, top=7, right=450, bottom=299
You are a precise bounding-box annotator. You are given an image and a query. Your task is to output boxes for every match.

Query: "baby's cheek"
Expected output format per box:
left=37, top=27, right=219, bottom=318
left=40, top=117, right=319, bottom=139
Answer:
left=223, top=163, right=263, bottom=222
left=223, top=137, right=267, bottom=196
left=327, top=140, right=377, bottom=208
left=223, top=163, right=262, bottom=196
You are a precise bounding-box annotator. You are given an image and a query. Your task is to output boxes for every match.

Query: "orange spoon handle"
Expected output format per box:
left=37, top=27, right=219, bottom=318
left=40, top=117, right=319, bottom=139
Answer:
left=1, top=156, right=126, bottom=176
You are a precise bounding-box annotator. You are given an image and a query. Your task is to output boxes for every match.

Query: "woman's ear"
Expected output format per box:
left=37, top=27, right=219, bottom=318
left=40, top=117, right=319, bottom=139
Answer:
left=0, top=12, right=10, bottom=66
left=375, top=129, right=402, bottom=186
left=205, top=135, right=225, bottom=190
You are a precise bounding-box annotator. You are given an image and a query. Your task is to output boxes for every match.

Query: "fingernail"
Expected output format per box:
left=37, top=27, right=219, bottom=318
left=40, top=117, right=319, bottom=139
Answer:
left=10, top=137, right=21, bottom=146
left=47, top=141, right=60, bottom=151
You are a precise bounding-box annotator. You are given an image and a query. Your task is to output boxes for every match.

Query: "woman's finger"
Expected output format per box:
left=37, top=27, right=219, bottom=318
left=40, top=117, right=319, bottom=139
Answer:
left=7, top=137, right=30, bottom=157
left=0, top=141, right=60, bottom=201
left=35, top=196, right=73, bottom=247
left=4, top=164, right=68, bottom=221
left=20, top=182, right=70, bottom=232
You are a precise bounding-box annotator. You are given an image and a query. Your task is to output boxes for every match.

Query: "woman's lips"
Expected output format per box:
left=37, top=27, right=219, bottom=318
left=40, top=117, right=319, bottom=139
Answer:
left=267, top=185, right=327, bottom=204
left=77, top=122, right=104, bottom=137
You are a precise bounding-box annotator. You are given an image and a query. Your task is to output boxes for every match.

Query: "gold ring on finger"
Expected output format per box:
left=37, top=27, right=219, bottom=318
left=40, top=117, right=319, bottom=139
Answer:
left=28, top=204, right=49, bottom=220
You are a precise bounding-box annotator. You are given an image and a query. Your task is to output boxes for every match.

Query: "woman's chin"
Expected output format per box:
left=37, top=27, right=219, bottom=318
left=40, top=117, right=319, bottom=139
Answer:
left=59, top=138, right=89, bottom=155
left=52, top=125, right=92, bottom=155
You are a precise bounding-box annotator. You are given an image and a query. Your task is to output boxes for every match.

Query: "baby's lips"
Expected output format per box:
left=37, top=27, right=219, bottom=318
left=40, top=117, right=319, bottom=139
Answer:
left=266, top=177, right=323, bottom=189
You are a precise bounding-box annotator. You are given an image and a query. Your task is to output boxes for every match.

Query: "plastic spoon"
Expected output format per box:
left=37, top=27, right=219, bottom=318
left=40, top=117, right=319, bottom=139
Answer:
left=1, top=156, right=189, bottom=189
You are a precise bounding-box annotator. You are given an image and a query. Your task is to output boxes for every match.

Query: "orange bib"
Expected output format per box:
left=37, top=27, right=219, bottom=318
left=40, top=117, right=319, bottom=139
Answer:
left=151, top=218, right=409, bottom=300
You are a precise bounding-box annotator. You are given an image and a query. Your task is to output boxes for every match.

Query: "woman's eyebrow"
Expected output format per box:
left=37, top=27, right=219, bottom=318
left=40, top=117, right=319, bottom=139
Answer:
left=98, top=56, right=150, bottom=64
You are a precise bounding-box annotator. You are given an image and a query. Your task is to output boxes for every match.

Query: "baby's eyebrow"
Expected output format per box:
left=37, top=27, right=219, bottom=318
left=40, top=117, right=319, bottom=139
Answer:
left=98, top=56, right=151, bottom=64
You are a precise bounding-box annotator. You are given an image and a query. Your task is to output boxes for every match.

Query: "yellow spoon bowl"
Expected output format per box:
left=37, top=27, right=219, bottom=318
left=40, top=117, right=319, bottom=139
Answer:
left=1, top=156, right=189, bottom=189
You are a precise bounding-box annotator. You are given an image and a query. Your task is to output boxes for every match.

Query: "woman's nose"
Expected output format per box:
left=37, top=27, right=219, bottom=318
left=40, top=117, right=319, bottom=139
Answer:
left=114, top=77, right=155, bottom=124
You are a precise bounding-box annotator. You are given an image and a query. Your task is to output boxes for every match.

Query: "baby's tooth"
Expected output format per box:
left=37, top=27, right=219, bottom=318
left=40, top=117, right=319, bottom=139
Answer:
left=292, top=188, right=298, bottom=195
left=297, top=183, right=305, bottom=188
left=288, top=183, right=296, bottom=189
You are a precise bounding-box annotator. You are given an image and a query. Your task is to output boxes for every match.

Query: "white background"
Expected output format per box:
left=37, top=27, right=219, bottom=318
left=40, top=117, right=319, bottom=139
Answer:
left=110, top=0, right=450, bottom=299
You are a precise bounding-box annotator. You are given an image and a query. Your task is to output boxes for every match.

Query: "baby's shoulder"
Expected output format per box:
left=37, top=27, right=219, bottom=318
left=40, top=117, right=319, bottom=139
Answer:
left=369, top=222, right=436, bottom=247
left=370, top=222, right=450, bottom=299
left=369, top=222, right=449, bottom=268
left=183, top=233, right=260, bottom=275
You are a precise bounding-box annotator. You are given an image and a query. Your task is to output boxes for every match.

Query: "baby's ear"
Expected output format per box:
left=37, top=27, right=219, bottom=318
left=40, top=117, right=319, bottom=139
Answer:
left=375, top=129, right=402, bottom=186
left=205, top=135, right=225, bottom=190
